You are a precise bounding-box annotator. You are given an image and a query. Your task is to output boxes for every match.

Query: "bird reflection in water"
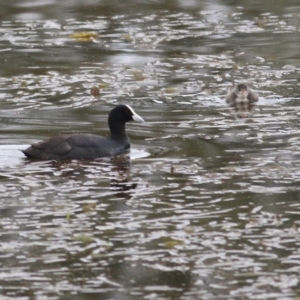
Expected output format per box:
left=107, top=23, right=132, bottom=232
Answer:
left=109, top=155, right=138, bottom=200
left=226, top=83, right=259, bottom=118
left=50, top=154, right=138, bottom=200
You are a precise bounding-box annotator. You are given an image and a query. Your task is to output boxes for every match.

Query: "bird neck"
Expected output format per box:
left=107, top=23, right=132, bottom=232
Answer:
left=109, top=121, right=128, bottom=140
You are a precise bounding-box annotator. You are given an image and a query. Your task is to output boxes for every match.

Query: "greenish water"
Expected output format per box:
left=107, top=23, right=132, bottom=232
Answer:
left=0, top=1, right=300, bottom=299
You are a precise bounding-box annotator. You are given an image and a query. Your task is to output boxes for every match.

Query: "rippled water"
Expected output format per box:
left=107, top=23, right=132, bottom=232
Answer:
left=1, top=0, right=300, bottom=299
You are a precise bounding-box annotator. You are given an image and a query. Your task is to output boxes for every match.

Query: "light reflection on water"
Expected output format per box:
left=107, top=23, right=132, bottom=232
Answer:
left=0, top=0, right=300, bottom=299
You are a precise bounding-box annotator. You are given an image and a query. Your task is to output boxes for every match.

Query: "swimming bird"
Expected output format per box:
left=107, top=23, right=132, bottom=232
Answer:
left=21, top=104, right=144, bottom=160
left=226, top=83, right=259, bottom=117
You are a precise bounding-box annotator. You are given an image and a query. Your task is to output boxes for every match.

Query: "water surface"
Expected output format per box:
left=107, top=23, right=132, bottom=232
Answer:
left=0, top=1, right=300, bottom=299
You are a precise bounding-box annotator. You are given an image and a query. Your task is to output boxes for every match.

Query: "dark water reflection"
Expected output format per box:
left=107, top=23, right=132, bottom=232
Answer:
left=1, top=0, right=300, bottom=299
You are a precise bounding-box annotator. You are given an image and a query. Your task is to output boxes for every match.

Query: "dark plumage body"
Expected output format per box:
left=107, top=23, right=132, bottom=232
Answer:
left=21, top=104, right=144, bottom=160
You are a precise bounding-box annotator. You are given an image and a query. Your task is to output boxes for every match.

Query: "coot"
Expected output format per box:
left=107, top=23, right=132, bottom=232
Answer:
left=21, top=104, right=144, bottom=160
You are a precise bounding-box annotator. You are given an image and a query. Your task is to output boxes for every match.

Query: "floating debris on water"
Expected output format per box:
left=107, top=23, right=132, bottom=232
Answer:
left=70, top=32, right=99, bottom=41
